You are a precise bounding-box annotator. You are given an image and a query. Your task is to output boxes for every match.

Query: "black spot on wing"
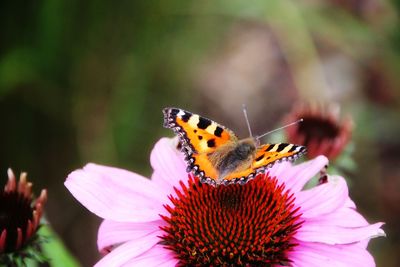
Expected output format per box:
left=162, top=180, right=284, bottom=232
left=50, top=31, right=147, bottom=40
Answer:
left=264, top=144, right=273, bottom=152
left=181, top=112, right=192, bottom=122
left=198, top=135, right=203, bottom=140
left=255, top=154, right=264, bottom=161
left=276, top=143, right=289, bottom=152
left=170, top=108, right=179, bottom=117
left=197, top=117, right=212, bottom=129
left=207, top=139, right=216, bottom=148
left=214, top=126, right=223, bottom=137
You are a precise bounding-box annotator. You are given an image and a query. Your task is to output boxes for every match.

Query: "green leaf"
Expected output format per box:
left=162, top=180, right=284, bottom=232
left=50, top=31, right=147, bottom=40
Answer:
left=38, top=225, right=81, bottom=267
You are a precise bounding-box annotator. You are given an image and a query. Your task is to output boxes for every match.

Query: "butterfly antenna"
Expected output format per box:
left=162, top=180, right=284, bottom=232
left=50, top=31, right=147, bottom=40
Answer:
left=242, top=104, right=253, bottom=137
left=256, top=119, right=303, bottom=140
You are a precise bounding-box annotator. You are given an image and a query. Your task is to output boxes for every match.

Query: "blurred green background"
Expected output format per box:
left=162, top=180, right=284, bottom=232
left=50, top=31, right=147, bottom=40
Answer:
left=1, top=0, right=399, bottom=266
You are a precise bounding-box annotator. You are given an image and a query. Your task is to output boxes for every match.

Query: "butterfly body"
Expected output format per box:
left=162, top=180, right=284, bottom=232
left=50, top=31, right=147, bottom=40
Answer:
left=209, top=138, right=256, bottom=181
left=163, top=107, right=306, bottom=186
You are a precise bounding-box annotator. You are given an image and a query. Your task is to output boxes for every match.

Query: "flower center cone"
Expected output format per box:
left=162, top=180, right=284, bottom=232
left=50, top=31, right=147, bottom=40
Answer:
left=160, top=174, right=302, bottom=266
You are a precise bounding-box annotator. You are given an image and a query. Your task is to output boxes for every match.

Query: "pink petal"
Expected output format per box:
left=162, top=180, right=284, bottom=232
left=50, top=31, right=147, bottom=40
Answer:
left=357, top=239, right=371, bottom=249
left=272, top=156, right=328, bottom=192
left=345, top=197, right=357, bottom=208
left=304, top=206, right=369, bottom=228
left=296, top=221, right=384, bottom=245
left=65, top=164, right=166, bottom=222
left=268, top=161, right=291, bottom=180
left=150, top=137, right=188, bottom=193
left=290, top=240, right=376, bottom=267
left=122, top=244, right=178, bottom=267
left=94, top=230, right=162, bottom=267
left=295, top=175, right=348, bottom=218
left=97, top=219, right=166, bottom=252
left=84, top=163, right=169, bottom=199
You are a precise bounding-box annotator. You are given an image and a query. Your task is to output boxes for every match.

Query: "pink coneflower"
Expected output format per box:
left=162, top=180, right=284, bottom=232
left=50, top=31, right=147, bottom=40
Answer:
left=0, top=169, right=47, bottom=264
left=284, top=103, right=353, bottom=161
left=65, top=137, right=384, bottom=266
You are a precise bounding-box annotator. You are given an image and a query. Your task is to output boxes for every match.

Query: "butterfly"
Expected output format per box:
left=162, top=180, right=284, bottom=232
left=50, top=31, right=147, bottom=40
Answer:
left=163, top=107, right=306, bottom=186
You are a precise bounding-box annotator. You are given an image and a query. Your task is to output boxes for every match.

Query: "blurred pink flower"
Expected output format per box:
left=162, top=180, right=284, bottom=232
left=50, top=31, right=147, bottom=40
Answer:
left=65, top=138, right=384, bottom=266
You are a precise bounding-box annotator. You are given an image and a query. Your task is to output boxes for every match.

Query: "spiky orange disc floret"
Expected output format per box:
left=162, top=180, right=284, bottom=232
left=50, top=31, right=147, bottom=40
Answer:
left=160, top=174, right=302, bottom=266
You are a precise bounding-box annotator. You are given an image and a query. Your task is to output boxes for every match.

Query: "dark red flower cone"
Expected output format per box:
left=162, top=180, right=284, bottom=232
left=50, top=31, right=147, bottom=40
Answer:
left=160, top=174, right=302, bottom=266
left=284, top=103, right=352, bottom=161
left=0, top=169, right=47, bottom=264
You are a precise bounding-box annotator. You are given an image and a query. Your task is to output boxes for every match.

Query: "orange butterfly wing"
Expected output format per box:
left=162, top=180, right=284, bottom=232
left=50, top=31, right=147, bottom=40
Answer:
left=221, top=143, right=306, bottom=185
left=163, top=108, right=237, bottom=182
left=252, top=143, right=306, bottom=169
